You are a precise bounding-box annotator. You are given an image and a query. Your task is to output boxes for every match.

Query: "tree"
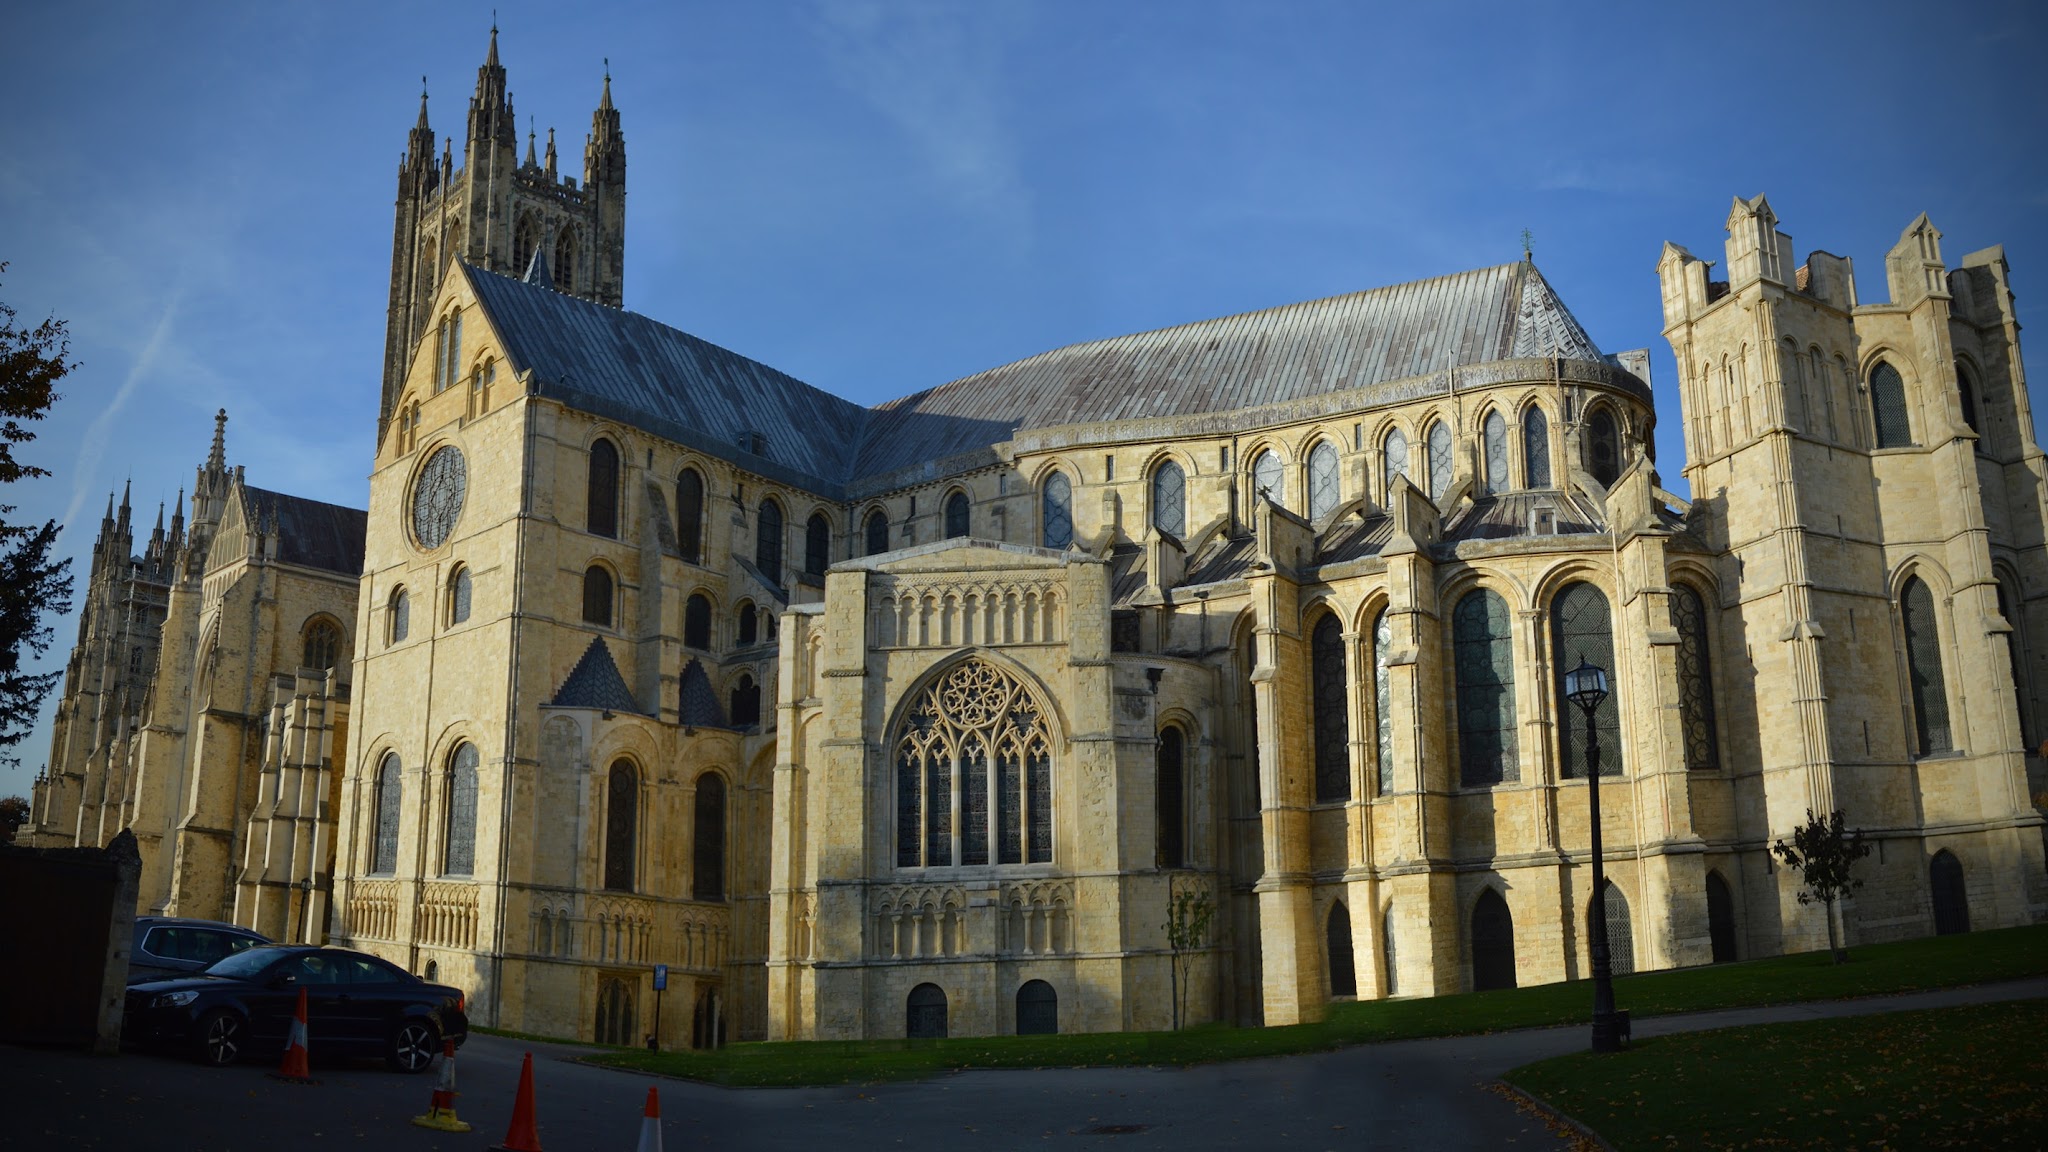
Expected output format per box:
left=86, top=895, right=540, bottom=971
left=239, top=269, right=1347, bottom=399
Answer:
left=1772, top=808, right=1872, bottom=964
left=0, top=263, right=76, bottom=768
left=1162, top=876, right=1214, bottom=1031
left=0, top=794, right=27, bottom=843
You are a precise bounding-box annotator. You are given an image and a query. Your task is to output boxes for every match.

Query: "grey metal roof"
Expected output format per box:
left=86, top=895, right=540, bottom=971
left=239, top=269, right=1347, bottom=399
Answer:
left=464, top=259, right=1615, bottom=495
left=1442, top=491, right=1605, bottom=542
left=240, top=485, right=367, bottom=576
left=550, top=637, right=642, bottom=713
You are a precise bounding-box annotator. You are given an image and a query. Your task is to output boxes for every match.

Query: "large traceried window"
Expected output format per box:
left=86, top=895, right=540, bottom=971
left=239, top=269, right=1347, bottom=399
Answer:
left=756, top=499, right=784, bottom=585
left=371, top=753, right=402, bottom=875
left=604, top=760, right=637, bottom=892
left=865, top=510, right=890, bottom=556
left=1307, top=442, right=1341, bottom=521
left=1585, top=408, right=1620, bottom=488
left=1453, top=590, right=1516, bottom=787
left=1383, top=428, right=1410, bottom=499
left=1251, top=451, right=1283, bottom=508
left=1523, top=406, right=1551, bottom=488
left=895, top=659, right=1054, bottom=868
left=1151, top=461, right=1186, bottom=538
left=1373, top=609, right=1394, bottom=795
left=1041, top=473, right=1073, bottom=549
left=1426, top=421, right=1453, bottom=502
left=587, top=438, right=620, bottom=538
left=1311, top=614, right=1350, bottom=803
left=1901, top=576, right=1952, bottom=755
left=443, top=743, right=478, bottom=875
left=1482, top=411, right=1509, bottom=495
left=303, top=619, right=342, bottom=672
left=944, top=491, right=970, bottom=539
left=1553, top=582, right=1622, bottom=778
left=676, top=469, right=704, bottom=564
left=1672, top=583, right=1719, bottom=769
left=1871, top=361, right=1911, bottom=449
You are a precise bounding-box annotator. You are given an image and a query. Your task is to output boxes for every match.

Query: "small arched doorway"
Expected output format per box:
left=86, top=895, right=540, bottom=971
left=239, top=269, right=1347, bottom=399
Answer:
left=1016, top=980, right=1057, bottom=1035
left=1471, top=889, right=1516, bottom=991
left=1600, top=882, right=1635, bottom=976
left=1327, top=902, right=1357, bottom=998
left=1706, top=871, right=1739, bottom=963
left=906, top=983, right=948, bottom=1039
left=1930, top=850, right=1970, bottom=935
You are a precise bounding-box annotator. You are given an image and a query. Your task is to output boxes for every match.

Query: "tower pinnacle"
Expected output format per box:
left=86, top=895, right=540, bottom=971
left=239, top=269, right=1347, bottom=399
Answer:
left=208, top=409, right=227, bottom=473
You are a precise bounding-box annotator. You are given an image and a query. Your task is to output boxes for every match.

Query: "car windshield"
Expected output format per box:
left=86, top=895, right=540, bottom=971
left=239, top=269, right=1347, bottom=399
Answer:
left=203, top=948, right=285, bottom=980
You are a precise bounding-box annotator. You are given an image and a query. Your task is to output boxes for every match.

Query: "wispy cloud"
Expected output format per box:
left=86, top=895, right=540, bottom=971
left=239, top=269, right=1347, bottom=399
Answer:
left=63, top=287, right=182, bottom=532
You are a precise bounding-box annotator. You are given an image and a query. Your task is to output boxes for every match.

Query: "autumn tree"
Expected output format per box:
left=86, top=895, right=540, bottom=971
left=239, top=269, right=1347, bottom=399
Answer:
left=1773, top=808, right=1872, bottom=964
left=0, top=263, right=76, bottom=768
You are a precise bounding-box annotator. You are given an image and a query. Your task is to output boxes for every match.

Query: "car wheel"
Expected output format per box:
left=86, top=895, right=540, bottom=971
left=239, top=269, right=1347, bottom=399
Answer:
left=196, top=1010, right=245, bottom=1067
left=387, top=1018, right=439, bottom=1073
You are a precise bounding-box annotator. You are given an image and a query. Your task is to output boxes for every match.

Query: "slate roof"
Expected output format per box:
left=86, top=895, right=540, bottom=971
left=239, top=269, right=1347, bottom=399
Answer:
left=677, top=658, right=728, bottom=729
left=463, top=258, right=1622, bottom=497
left=240, top=486, right=367, bottom=576
left=1442, top=491, right=1606, bottom=542
left=550, top=638, right=643, bottom=713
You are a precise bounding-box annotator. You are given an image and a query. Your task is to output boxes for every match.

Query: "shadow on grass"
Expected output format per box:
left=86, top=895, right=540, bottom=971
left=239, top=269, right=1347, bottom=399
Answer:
left=585, top=922, right=2048, bottom=1087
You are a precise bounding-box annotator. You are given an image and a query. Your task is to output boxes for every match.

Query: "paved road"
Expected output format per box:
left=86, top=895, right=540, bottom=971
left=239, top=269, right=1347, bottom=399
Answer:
left=7, top=978, right=2042, bottom=1152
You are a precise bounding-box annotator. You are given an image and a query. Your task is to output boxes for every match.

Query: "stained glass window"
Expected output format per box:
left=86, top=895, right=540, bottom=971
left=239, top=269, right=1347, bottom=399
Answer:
left=693, top=774, right=726, bottom=901
left=997, top=749, right=1022, bottom=865
left=730, top=674, right=761, bottom=727
left=1483, top=410, right=1509, bottom=495
left=805, top=513, right=830, bottom=577
left=1453, top=590, right=1516, bottom=786
left=582, top=566, right=613, bottom=627
left=677, top=469, right=704, bottom=564
left=895, top=661, right=1056, bottom=868
left=1373, top=610, right=1394, bottom=795
left=1901, top=576, right=1951, bottom=754
left=1586, top=409, right=1620, bottom=487
left=925, top=749, right=952, bottom=866
left=1308, top=442, right=1340, bottom=520
left=1552, top=582, right=1622, bottom=778
left=1383, top=428, right=1409, bottom=498
left=756, top=499, right=784, bottom=585
left=1028, top=742, right=1052, bottom=863
left=961, top=744, right=989, bottom=865
left=587, top=438, right=619, bottom=538
left=448, top=567, right=472, bottom=625
left=604, top=760, right=637, bottom=891
left=372, top=753, right=401, bottom=874
left=1523, top=406, right=1551, bottom=488
left=1152, top=461, right=1186, bottom=538
left=1427, top=421, right=1453, bottom=502
left=896, top=747, right=920, bottom=867
left=866, top=510, right=889, bottom=556
left=1041, top=473, right=1073, bottom=549
left=1252, top=451, right=1283, bottom=508
left=1156, top=727, right=1185, bottom=868
left=1312, top=614, right=1351, bottom=803
left=1672, top=583, right=1719, bottom=769
left=684, top=594, right=711, bottom=650
left=738, top=603, right=758, bottom=646
left=444, top=743, right=478, bottom=875
left=1871, top=362, right=1911, bottom=449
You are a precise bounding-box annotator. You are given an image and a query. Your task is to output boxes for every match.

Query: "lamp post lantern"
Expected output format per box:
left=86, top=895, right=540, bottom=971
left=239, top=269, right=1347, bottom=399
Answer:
left=1564, top=656, right=1623, bottom=1053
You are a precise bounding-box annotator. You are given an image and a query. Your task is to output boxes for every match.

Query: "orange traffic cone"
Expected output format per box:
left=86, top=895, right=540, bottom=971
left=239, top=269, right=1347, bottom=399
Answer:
left=410, top=1038, right=472, bottom=1132
left=490, top=1051, right=543, bottom=1152
left=636, top=1086, right=662, bottom=1152
left=268, top=986, right=315, bottom=1084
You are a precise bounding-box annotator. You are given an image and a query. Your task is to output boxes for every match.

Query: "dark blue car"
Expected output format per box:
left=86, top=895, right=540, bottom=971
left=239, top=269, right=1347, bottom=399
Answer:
left=123, top=944, right=467, bottom=1072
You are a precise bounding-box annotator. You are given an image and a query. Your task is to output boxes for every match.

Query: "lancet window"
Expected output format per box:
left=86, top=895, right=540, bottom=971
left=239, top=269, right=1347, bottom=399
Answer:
left=1307, top=442, right=1340, bottom=520
left=1586, top=408, right=1620, bottom=488
left=1372, top=609, right=1393, bottom=795
left=1453, top=589, right=1516, bottom=786
left=1483, top=410, right=1508, bottom=495
left=894, top=659, right=1054, bottom=869
left=1311, top=613, right=1350, bottom=803
left=1427, top=420, right=1453, bottom=501
left=944, top=491, right=970, bottom=538
left=676, top=468, right=704, bottom=564
left=805, top=513, right=830, bottom=577
left=1671, top=583, right=1718, bottom=769
left=1041, top=472, right=1073, bottom=549
left=443, top=742, right=478, bottom=876
left=1901, top=576, right=1951, bottom=755
left=1151, top=461, right=1186, bottom=538
left=1524, top=405, right=1551, bottom=488
left=372, top=752, right=402, bottom=875
left=587, top=438, right=620, bottom=538
left=1871, top=361, right=1911, bottom=449
left=1552, top=581, right=1622, bottom=778
left=866, top=509, right=890, bottom=556
left=1383, top=428, right=1409, bottom=498
left=1251, top=451, right=1283, bottom=509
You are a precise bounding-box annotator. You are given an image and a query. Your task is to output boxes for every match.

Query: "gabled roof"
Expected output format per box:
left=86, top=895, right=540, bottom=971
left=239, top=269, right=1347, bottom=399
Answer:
left=550, top=637, right=642, bottom=713
left=463, top=258, right=1617, bottom=496
left=239, top=485, right=367, bottom=575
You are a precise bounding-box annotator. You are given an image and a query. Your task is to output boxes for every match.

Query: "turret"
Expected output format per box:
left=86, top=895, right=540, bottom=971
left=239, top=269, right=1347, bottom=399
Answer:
left=1723, top=194, right=1794, bottom=291
left=1886, top=213, right=1948, bottom=308
left=584, top=64, right=626, bottom=308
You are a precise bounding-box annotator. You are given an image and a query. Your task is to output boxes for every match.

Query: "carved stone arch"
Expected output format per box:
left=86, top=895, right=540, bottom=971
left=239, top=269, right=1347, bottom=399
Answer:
left=1438, top=565, right=1534, bottom=617
left=1888, top=554, right=1954, bottom=602
left=1531, top=559, right=1620, bottom=617
left=888, top=649, right=1069, bottom=750
left=1350, top=587, right=1393, bottom=637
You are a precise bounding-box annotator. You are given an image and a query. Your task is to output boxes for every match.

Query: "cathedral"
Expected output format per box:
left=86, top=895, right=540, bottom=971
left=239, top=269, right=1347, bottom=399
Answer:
left=31, top=31, right=2048, bottom=1047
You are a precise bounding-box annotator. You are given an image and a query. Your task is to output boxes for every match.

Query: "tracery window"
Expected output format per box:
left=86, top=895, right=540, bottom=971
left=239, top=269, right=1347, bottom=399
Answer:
left=1151, top=461, right=1186, bottom=538
left=894, top=659, right=1054, bottom=868
left=1427, top=421, right=1453, bottom=502
left=684, top=593, right=712, bottom=650
left=1671, top=583, right=1719, bottom=769
left=1311, top=614, right=1350, bottom=803
left=865, top=510, right=890, bottom=556
left=443, top=742, right=478, bottom=876
left=1251, top=451, right=1283, bottom=508
left=1308, top=442, right=1340, bottom=521
left=756, top=499, right=784, bottom=585
left=587, top=438, right=620, bottom=538
left=1041, top=473, right=1073, bottom=549
left=676, top=469, right=704, bottom=564
left=604, top=760, right=637, bottom=892
left=447, top=566, right=472, bottom=626
left=1453, top=590, right=1516, bottom=787
left=1586, top=408, right=1620, bottom=488
left=583, top=566, right=613, bottom=628
left=1383, top=428, right=1409, bottom=498
left=1870, top=361, right=1911, bottom=449
left=388, top=588, right=410, bottom=645
left=944, top=491, right=970, bottom=539
left=1901, top=576, right=1952, bottom=755
left=371, top=752, right=402, bottom=875
left=1155, top=726, right=1185, bottom=869
left=1552, top=581, right=1622, bottom=778
left=1483, top=410, right=1509, bottom=495
left=1523, top=406, right=1551, bottom=488
left=693, top=773, right=726, bottom=901
left=1372, top=609, right=1393, bottom=795
left=805, top=513, right=830, bottom=577
left=303, top=619, right=342, bottom=672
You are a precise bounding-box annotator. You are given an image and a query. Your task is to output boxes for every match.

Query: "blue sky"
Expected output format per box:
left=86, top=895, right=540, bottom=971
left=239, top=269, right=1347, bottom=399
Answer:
left=3, top=0, right=2044, bottom=798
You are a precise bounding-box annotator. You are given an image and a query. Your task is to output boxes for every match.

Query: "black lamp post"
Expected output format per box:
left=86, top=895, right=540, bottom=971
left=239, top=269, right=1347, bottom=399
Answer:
left=1564, top=655, right=1623, bottom=1053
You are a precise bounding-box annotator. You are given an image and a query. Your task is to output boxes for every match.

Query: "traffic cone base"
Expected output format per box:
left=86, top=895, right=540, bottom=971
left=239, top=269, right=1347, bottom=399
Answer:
left=269, top=986, right=316, bottom=1084
left=411, top=1039, right=472, bottom=1132
left=490, top=1051, right=543, bottom=1152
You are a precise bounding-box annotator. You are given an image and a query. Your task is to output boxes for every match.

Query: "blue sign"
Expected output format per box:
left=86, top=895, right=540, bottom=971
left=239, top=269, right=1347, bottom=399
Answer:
left=653, top=964, right=668, bottom=991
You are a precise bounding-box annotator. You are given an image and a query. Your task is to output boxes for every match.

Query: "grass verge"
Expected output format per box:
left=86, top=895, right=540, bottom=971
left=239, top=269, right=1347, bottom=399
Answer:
left=1504, top=998, right=2048, bottom=1150
left=584, top=922, right=2048, bottom=1087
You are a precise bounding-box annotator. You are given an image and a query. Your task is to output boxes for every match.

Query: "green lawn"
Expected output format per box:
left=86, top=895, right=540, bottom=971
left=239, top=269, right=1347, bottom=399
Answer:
left=1505, top=999, right=2048, bottom=1151
left=581, top=922, right=2048, bottom=1086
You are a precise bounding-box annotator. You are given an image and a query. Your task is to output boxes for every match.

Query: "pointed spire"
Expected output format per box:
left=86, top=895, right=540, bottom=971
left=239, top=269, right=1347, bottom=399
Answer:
left=487, top=20, right=500, bottom=67
left=544, top=126, right=557, bottom=179
left=103, top=491, right=114, bottom=524
left=600, top=58, right=613, bottom=111
left=153, top=502, right=164, bottom=534
left=417, top=77, right=431, bottom=130
left=208, top=408, right=228, bottom=473
left=525, top=116, right=537, bottom=167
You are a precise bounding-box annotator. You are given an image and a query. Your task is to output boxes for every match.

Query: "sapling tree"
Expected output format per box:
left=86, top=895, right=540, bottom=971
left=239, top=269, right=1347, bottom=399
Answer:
left=1163, top=877, right=1215, bottom=1031
left=1772, top=808, right=1872, bottom=963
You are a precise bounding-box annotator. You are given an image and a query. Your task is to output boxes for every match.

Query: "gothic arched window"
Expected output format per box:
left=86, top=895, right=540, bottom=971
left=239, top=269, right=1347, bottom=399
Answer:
left=1041, top=473, right=1073, bottom=549
left=1372, top=609, right=1394, bottom=795
left=1672, top=583, right=1719, bottom=769
left=676, top=468, right=704, bottom=564
left=1155, top=726, right=1185, bottom=869
left=756, top=499, right=784, bottom=585
left=1151, top=461, right=1186, bottom=538
left=894, top=659, right=1054, bottom=868
left=1600, top=881, right=1635, bottom=975
left=1482, top=410, right=1509, bottom=495
left=1586, top=408, right=1621, bottom=487
left=1870, top=361, right=1911, bottom=449
left=1471, top=888, right=1516, bottom=991
left=1327, top=902, right=1357, bottom=998
left=1453, top=590, right=1516, bottom=786
left=1552, top=582, right=1622, bottom=778
left=693, top=773, right=726, bottom=902
left=1251, top=451, right=1283, bottom=508
left=603, top=760, right=637, bottom=892
left=805, top=513, right=830, bottom=577
left=1308, top=442, right=1340, bottom=521
left=1426, top=420, right=1453, bottom=502
left=1311, top=613, right=1350, bottom=803
left=554, top=228, right=577, bottom=292
left=372, top=752, right=402, bottom=875
left=582, top=566, right=614, bottom=628
left=1901, top=576, right=1951, bottom=755
left=443, top=742, right=479, bottom=876
left=1383, top=428, right=1410, bottom=499
left=1524, top=406, right=1551, bottom=488
left=447, top=566, right=472, bottom=626
left=513, top=213, right=541, bottom=277
left=944, top=491, right=970, bottom=539
left=388, top=588, right=410, bottom=646
left=865, top=509, right=890, bottom=556
left=587, top=438, right=620, bottom=538
left=303, top=619, right=342, bottom=672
